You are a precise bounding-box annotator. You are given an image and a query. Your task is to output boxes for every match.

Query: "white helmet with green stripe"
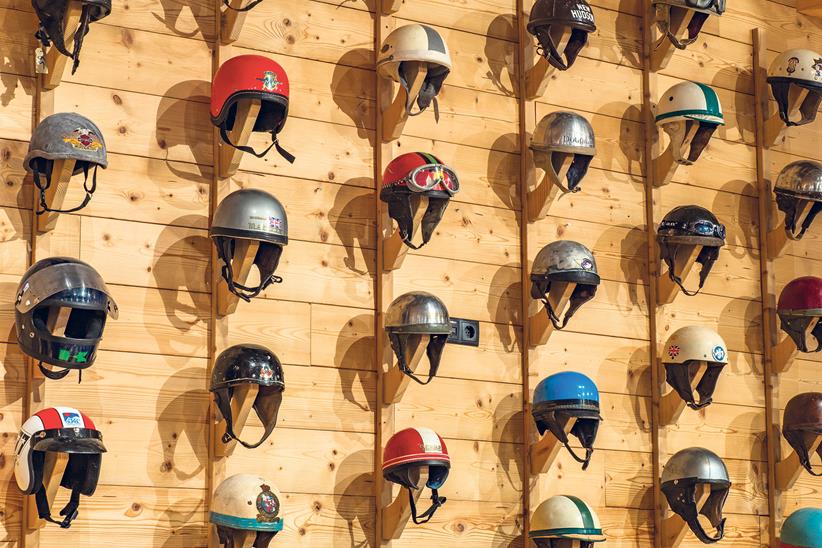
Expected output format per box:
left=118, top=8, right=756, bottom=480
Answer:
left=529, top=495, right=605, bottom=545
left=655, top=81, right=723, bottom=165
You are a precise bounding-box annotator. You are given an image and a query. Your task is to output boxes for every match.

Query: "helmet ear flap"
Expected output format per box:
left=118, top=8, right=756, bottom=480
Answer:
left=29, top=449, right=46, bottom=496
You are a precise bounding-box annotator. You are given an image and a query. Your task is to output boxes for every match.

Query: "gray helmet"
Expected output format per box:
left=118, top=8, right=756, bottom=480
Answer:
left=385, top=292, right=451, bottom=385
left=661, top=447, right=730, bottom=544
left=774, top=161, right=822, bottom=240
left=530, top=241, right=600, bottom=330
left=33, top=0, right=111, bottom=75
left=657, top=205, right=725, bottom=296
left=24, top=113, right=107, bottom=216
left=653, top=0, right=724, bottom=50
left=210, top=188, right=288, bottom=302
left=530, top=112, right=596, bottom=192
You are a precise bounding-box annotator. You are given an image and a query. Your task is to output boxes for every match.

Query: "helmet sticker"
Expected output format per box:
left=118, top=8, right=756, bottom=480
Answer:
left=63, top=128, right=103, bottom=151
left=581, top=258, right=593, bottom=270
left=571, top=3, right=595, bottom=24
left=787, top=57, right=799, bottom=74
left=257, top=71, right=282, bottom=92
left=667, top=345, right=680, bottom=359
left=61, top=411, right=82, bottom=427
left=259, top=364, right=274, bottom=383
left=58, top=348, right=89, bottom=363
left=268, top=216, right=283, bottom=230
left=256, top=484, right=280, bottom=522
left=712, top=345, right=726, bottom=361
left=814, top=58, right=822, bottom=79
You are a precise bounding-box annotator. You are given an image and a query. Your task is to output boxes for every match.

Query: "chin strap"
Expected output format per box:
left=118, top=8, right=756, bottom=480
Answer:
left=409, top=487, right=446, bottom=525
left=38, top=361, right=83, bottom=383
left=223, top=0, right=264, bottom=10
left=220, top=128, right=295, bottom=164
left=562, top=442, right=594, bottom=470
left=35, top=483, right=80, bottom=528
left=33, top=163, right=97, bottom=215
left=221, top=260, right=282, bottom=302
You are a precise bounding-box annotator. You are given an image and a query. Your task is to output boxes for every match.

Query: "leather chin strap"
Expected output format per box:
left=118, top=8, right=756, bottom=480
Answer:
left=408, top=487, right=446, bottom=525
left=535, top=27, right=588, bottom=71
left=216, top=388, right=280, bottom=449
left=33, top=163, right=97, bottom=215
left=660, top=242, right=719, bottom=296
left=35, top=3, right=92, bottom=74
left=776, top=193, right=822, bottom=240
left=542, top=411, right=597, bottom=470
left=35, top=483, right=80, bottom=528
left=38, top=360, right=83, bottom=383
left=563, top=154, right=592, bottom=192
left=386, top=194, right=451, bottom=250
left=666, top=363, right=723, bottom=410
left=222, top=0, right=264, bottom=11
left=780, top=316, right=822, bottom=353
left=538, top=283, right=596, bottom=331
left=399, top=63, right=449, bottom=121
left=772, top=83, right=822, bottom=127
left=215, top=238, right=284, bottom=302
left=784, top=430, right=822, bottom=476
left=659, top=8, right=708, bottom=49
left=664, top=482, right=727, bottom=544
left=220, top=127, right=295, bottom=164
left=388, top=333, right=448, bottom=385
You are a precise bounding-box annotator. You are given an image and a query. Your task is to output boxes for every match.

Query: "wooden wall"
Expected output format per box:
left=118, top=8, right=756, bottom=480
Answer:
left=0, top=0, right=820, bottom=546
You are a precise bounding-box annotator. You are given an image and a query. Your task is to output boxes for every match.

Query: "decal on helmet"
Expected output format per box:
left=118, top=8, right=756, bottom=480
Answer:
left=814, top=58, right=822, bottom=78
left=787, top=57, right=799, bottom=74
left=58, top=348, right=89, bottom=363
left=63, top=128, right=103, bottom=151
left=581, top=258, right=594, bottom=270
left=571, top=2, right=595, bottom=24
left=257, top=71, right=282, bottom=92
left=667, top=345, right=680, bottom=359
left=256, top=484, right=280, bottom=522
left=712, top=345, right=726, bottom=361
left=61, top=411, right=83, bottom=427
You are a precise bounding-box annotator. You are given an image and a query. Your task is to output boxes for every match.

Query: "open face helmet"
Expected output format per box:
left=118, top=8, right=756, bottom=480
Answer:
left=767, top=49, right=822, bottom=127
left=385, top=292, right=451, bottom=385
left=782, top=392, right=822, bottom=477
left=210, top=344, right=285, bottom=450
left=24, top=113, right=107, bottom=216
left=530, top=111, right=596, bottom=192
left=210, top=188, right=288, bottom=302
left=656, top=81, right=724, bottom=165
left=661, top=447, right=730, bottom=543
left=383, top=427, right=450, bottom=525
left=527, top=0, right=596, bottom=71
left=530, top=241, right=599, bottom=330
left=33, top=0, right=110, bottom=74
left=781, top=508, right=822, bottom=548
left=377, top=24, right=451, bottom=117
left=532, top=372, right=601, bottom=470
left=529, top=495, right=605, bottom=547
left=15, top=407, right=106, bottom=528
left=15, top=257, right=118, bottom=382
left=211, top=474, right=283, bottom=548
left=211, top=55, right=294, bottom=163
left=777, top=276, right=822, bottom=352
left=774, top=160, right=822, bottom=240
left=381, top=152, right=459, bottom=250
left=653, top=0, right=724, bottom=50
left=662, top=326, right=728, bottom=410
left=657, top=205, right=725, bottom=296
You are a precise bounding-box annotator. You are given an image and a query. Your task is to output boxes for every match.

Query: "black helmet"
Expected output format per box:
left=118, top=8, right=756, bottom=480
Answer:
left=33, top=0, right=111, bottom=75
left=210, top=344, right=285, bottom=449
left=656, top=205, right=725, bottom=296
left=527, top=0, right=596, bottom=71
left=15, top=257, right=118, bottom=382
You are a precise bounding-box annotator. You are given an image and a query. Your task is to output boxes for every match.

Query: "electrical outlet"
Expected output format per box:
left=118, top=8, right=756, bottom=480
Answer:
left=447, top=318, right=480, bottom=347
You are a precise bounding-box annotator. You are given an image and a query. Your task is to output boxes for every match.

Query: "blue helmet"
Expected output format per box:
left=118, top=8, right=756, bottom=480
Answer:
left=781, top=508, right=822, bottom=548
left=532, top=372, right=601, bottom=470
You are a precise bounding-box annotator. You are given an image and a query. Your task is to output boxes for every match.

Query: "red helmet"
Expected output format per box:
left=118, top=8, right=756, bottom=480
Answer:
left=778, top=276, right=822, bottom=352
left=210, top=55, right=294, bottom=163
left=383, top=427, right=450, bottom=525
left=380, top=153, right=459, bottom=250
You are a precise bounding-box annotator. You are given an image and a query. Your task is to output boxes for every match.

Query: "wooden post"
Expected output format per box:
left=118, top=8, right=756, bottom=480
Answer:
left=767, top=199, right=814, bottom=258
left=527, top=152, right=572, bottom=222
left=763, top=87, right=810, bottom=147
left=41, top=2, right=83, bottom=90
left=382, top=0, right=403, bottom=14
left=529, top=282, right=576, bottom=347
left=217, top=99, right=261, bottom=179
left=216, top=239, right=260, bottom=317
left=653, top=123, right=699, bottom=187
left=382, top=470, right=427, bottom=540
left=26, top=452, right=69, bottom=530
left=37, top=159, right=76, bottom=233
left=775, top=434, right=822, bottom=491
left=383, top=334, right=428, bottom=404
left=382, top=63, right=428, bottom=142
left=214, top=383, right=260, bottom=458
left=658, top=361, right=708, bottom=425
left=529, top=416, right=577, bottom=475
left=657, top=244, right=702, bottom=305
left=220, top=0, right=250, bottom=45
left=660, top=483, right=711, bottom=547
left=650, top=7, right=693, bottom=72
left=524, top=26, right=570, bottom=99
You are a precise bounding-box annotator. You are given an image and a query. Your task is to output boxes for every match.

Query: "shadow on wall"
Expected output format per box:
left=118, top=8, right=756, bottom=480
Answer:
left=613, top=7, right=642, bottom=68
left=333, top=49, right=376, bottom=147
left=330, top=179, right=377, bottom=278
left=485, top=15, right=517, bottom=97
left=155, top=499, right=208, bottom=548
left=595, top=225, right=647, bottom=307
left=713, top=180, right=758, bottom=252
left=594, top=103, right=643, bottom=179
left=487, top=263, right=523, bottom=352
left=333, top=449, right=374, bottom=547
left=492, top=395, right=524, bottom=496
left=0, top=64, right=35, bottom=109
left=334, top=313, right=376, bottom=412
left=153, top=0, right=215, bottom=41
left=1, top=337, right=26, bottom=417
left=156, top=81, right=212, bottom=184
left=719, top=297, right=762, bottom=355
left=488, top=133, right=520, bottom=210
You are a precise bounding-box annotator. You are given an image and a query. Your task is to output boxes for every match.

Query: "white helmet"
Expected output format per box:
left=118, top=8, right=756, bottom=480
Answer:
left=767, top=49, right=822, bottom=126
left=529, top=495, right=605, bottom=545
left=662, top=325, right=728, bottom=410
left=655, top=81, right=723, bottom=165
left=211, top=474, right=283, bottom=546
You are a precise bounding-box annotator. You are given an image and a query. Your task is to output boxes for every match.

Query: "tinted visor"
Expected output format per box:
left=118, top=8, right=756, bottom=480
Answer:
left=406, top=165, right=459, bottom=196
left=31, top=428, right=107, bottom=454
left=17, top=263, right=118, bottom=318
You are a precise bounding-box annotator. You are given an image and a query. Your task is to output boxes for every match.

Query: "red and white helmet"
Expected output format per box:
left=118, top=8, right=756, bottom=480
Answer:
left=15, top=407, right=106, bottom=528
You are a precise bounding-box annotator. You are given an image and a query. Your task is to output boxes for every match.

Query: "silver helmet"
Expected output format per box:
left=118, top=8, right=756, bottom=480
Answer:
left=661, top=447, right=730, bottom=544
left=530, top=241, right=599, bottom=330
left=775, top=160, right=822, bottom=240
left=653, top=0, right=725, bottom=50
left=385, top=292, right=451, bottom=385
left=210, top=188, right=288, bottom=302
left=531, top=112, right=596, bottom=192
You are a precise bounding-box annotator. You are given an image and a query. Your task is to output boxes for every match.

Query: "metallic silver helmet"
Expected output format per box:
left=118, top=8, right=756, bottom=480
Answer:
left=531, top=112, right=596, bottom=192
left=661, top=447, right=730, bottom=544
left=530, top=241, right=599, bottom=330
left=210, top=189, right=288, bottom=302
left=385, top=292, right=451, bottom=385
left=775, top=161, right=822, bottom=240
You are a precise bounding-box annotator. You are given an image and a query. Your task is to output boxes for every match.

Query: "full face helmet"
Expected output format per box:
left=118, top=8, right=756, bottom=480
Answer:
left=777, top=276, right=822, bottom=352
left=383, top=427, right=450, bottom=525
left=33, top=0, right=111, bottom=74
left=211, top=474, right=283, bottom=548
left=530, top=111, right=596, bottom=192
left=210, top=188, right=288, bottom=302
left=532, top=372, right=602, bottom=470
left=767, top=49, right=822, bottom=127
left=661, top=447, right=730, bottom=543
left=211, top=55, right=294, bottom=163
left=210, top=344, right=285, bottom=449
left=530, top=241, right=600, bottom=330
left=782, top=392, right=822, bottom=477
left=774, top=160, right=822, bottom=240
left=653, top=0, right=724, bottom=50
left=655, top=81, right=724, bottom=165
left=15, top=407, right=106, bottom=528
left=15, top=257, right=118, bottom=382
left=24, top=113, right=107, bottom=216
left=781, top=508, right=822, bottom=548
left=381, top=152, right=459, bottom=250
left=657, top=205, right=725, bottom=296
left=384, top=291, right=451, bottom=385
left=527, top=0, right=596, bottom=71
left=529, top=495, right=605, bottom=547
left=377, top=24, right=452, bottom=117
left=662, top=326, right=728, bottom=410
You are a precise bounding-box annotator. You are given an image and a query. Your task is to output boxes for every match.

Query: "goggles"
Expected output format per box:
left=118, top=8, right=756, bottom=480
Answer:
left=660, top=219, right=725, bottom=240
left=397, top=164, right=460, bottom=196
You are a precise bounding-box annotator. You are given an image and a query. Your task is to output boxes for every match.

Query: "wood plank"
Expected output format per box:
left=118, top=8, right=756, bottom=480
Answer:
left=443, top=320, right=522, bottom=384
left=660, top=32, right=754, bottom=95
left=438, top=438, right=522, bottom=503
left=0, top=8, right=37, bottom=77
left=396, top=0, right=517, bottom=41
left=663, top=243, right=761, bottom=301
left=668, top=137, right=757, bottom=197
left=0, top=139, right=31, bottom=209
left=660, top=403, right=766, bottom=461
left=310, top=304, right=376, bottom=371
left=264, top=493, right=374, bottom=547
left=596, top=393, right=653, bottom=453
left=0, top=205, right=29, bottom=275
left=101, top=0, right=216, bottom=41
left=0, top=76, right=34, bottom=142
left=217, top=299, right=311, bottom=365
left=668, top=513, right=762, bottom=548
left=596, top=507, right=654, bottom=547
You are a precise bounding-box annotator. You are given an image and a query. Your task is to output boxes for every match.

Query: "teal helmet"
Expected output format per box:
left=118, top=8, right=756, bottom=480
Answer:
left=781, top=508, right=822, bottom=547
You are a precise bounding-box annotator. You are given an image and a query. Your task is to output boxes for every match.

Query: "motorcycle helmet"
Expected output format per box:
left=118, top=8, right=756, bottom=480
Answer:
left=767, top=49, right=822, bottom=127
left=781, top=507, right=822, bottom=548
left=777, top=276, right=822, bottom=352
left=774, top=160, right=822, bottom=240
left=655, top=81, right=724, bottom=165
left=662, top=325, right=728, bottom=410
left=33, top=0, right=111, bottom=74
left=653, top=0, right=724, bottom=50
left=529, top=495, right=605, bottom=546
left=782, top=392, right=822, bottom=477
left=657, top=205, right=725, bottom=296
left=530, top=111, right=596, bottom=192
left=527, top=0, right=596, bottom=71
left=211, top=474, right=283, bottom=547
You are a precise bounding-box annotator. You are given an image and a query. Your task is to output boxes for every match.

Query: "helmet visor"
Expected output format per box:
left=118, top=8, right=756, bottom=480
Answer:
left=17, top=263, right=118, bottom=318
left=404, top=164, right=460, bottom=196
left=31, top=428, right=107, bottom=454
